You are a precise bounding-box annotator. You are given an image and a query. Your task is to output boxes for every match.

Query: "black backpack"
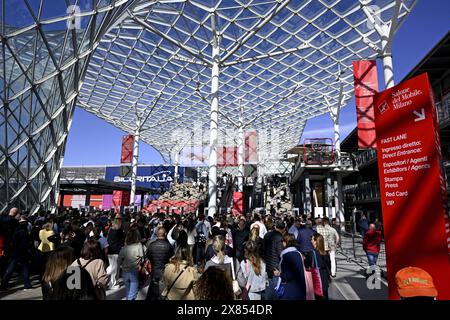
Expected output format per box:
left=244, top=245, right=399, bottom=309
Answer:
left=195, top=222, right=207, bottom=245
left=51, top=265, right=97, bottom=300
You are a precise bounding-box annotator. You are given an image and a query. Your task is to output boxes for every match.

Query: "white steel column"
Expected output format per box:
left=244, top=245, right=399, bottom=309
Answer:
left=334, top=174, right=345, bottom=229
left=325, top=84, right=343, bottom=167
left=174, top=150, right=180, bottom=184
left=362, top=0, right=401, bottom=89
left=208, top=14, right=220, bottom=218
left=130, top=128, right=140, bottom=211
left=382, top=47, right=395, bottom=89
left=238, top=100, right=245, bottom=193
left=332, top=115, right=341, bottom=166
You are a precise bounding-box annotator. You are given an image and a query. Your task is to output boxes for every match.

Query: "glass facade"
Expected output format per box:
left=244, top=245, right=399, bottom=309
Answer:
left=0, top=0, right=416, bottom=213
left=0, top=0, right=132, bottom=213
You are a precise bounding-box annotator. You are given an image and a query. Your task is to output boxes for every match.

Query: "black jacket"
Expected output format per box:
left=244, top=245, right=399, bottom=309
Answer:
left=107, top=228, right=125, bottom=255
left=11, top=223, right=32, bottom=259
left=232, top=229, right=249, bottom=261
left=0, top=215, right=19, bottom=247
left=263, top=229, right=283, bottom=278
left=146, top=239, right=174, bottom=279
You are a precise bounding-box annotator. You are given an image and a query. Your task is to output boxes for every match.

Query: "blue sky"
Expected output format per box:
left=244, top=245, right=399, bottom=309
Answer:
left=301, top=0, right=450, bottom=143
left=63, top=0, right=450, bottom=166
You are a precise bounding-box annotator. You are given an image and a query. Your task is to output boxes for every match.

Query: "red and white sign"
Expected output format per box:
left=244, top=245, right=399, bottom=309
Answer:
left=245, top=130, right=258, bottom=164
left=353, top=60, right=379, bottom=148
left=232, top=192, right=244, bottom=216
left=218, top=146, right=238, bottom=167
left=112, top=190, right=130, bottom=207
left=121, top=135, right=134, bottom=163
left=374, top=73, right=450, bottom=300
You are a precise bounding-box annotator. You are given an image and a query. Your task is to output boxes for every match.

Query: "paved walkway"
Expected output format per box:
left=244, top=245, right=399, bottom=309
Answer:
left=1, top=249, right=388, bottom=300
left=328, top=251, right=388, bottom=300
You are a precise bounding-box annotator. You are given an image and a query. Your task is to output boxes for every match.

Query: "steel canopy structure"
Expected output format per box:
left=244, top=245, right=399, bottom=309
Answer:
left=1, top=0, right=417, bottom=213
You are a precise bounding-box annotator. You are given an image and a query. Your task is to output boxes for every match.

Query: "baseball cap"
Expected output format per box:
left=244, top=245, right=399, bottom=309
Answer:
left=395, top=267, right=438, bottom=298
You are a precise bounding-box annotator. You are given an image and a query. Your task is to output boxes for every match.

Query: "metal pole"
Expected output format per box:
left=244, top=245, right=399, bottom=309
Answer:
left=174, top=150, right=180, bottom=184
left=361, top=1, right=399, bottom=90
left=208, top=15, right=219, bottom=218
left=238, top=100, right=244, bottom=193
left=327, top=93, right=342, bottom=167
left=382, top=51, right=395, bottom=89
left=333, top=119, right=341, bottom=166
left=304, top=172, right=311, bottom=215
left=352, top=210, right=356, bottom=259
left=326, top=173, right=333, bottom=218
left=130, top=129, right=140, bottom=211
left=334, top=174, right=345, bottom=231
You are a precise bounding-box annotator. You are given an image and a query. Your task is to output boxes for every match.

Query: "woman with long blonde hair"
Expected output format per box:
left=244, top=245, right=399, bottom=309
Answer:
left=249, top=225, right=264, bottom=257
left=204, top=235, right=238, bottom=280
left=249, top=226, right=259, bottom=242
left=162, top=245, right=198, bottom=300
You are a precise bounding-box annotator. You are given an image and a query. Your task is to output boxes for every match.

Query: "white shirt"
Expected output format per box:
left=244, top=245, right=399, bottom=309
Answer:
left=250, top=221, right=267, bottom=239
left=187, top=229, right=196, bottom=246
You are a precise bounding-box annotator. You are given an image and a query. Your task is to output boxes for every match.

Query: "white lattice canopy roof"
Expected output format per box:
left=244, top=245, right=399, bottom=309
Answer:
left=78, top=0, right=416, bottom=160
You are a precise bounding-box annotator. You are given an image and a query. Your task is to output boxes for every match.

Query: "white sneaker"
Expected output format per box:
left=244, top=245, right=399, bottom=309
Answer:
left=109, top=285, right=120, bottom=290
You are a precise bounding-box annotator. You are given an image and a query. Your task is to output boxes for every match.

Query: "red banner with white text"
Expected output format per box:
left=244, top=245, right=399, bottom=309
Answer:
left=374, top=73, right=450, bottom=300
left=353, top=60, right=379, bottom=148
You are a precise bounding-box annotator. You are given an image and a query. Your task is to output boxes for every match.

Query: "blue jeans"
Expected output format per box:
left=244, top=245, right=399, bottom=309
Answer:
left=366, top=252, right=379, bottom=266
left=123, top=271, right=139, bottom=300
left=2, top=257, right=31, bottom=289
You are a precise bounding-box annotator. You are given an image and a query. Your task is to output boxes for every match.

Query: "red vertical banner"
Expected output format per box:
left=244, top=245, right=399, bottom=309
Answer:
left=112, top=190, right=130, bottom=207
left=218, top=146, right=238, bottom=167
left=121, top=191, right=130, bottom=206
left=232, top=192, right=244, bottom=216
left=121, top=135, right=134, bottom=163
left=245, top=130, right=258, bottom=164
left=353, top=60, right=379, bottom=148
left=112, top=190, right=123, bottom=207
left=374, top=73, right=450, bottom=300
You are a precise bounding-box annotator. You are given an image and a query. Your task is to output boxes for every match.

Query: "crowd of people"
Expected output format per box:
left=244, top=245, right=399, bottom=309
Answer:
left=0, top=204, right=345, bottom=300
left=0, top=203, right=442, bottom=301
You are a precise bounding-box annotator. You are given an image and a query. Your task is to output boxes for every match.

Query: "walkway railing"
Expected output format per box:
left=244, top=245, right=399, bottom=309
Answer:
left=337, top=227, right=387, bottom=276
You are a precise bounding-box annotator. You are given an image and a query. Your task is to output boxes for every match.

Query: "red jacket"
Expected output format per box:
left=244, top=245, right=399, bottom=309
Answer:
left=363, top=230, right=381, bottom=253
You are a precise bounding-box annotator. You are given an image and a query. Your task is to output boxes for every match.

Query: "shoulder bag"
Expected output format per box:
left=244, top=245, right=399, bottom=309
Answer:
left=301, top=252, right=315, bottom=300
left=138, top=244, right=152, bottom=287
left=310, top=251, right=324, bottom=297
left=161, top=265, right=188, bottom=300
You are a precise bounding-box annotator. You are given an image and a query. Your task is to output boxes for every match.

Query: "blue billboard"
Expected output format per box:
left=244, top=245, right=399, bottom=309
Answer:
left=104, top=165, right=185, bottom=190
